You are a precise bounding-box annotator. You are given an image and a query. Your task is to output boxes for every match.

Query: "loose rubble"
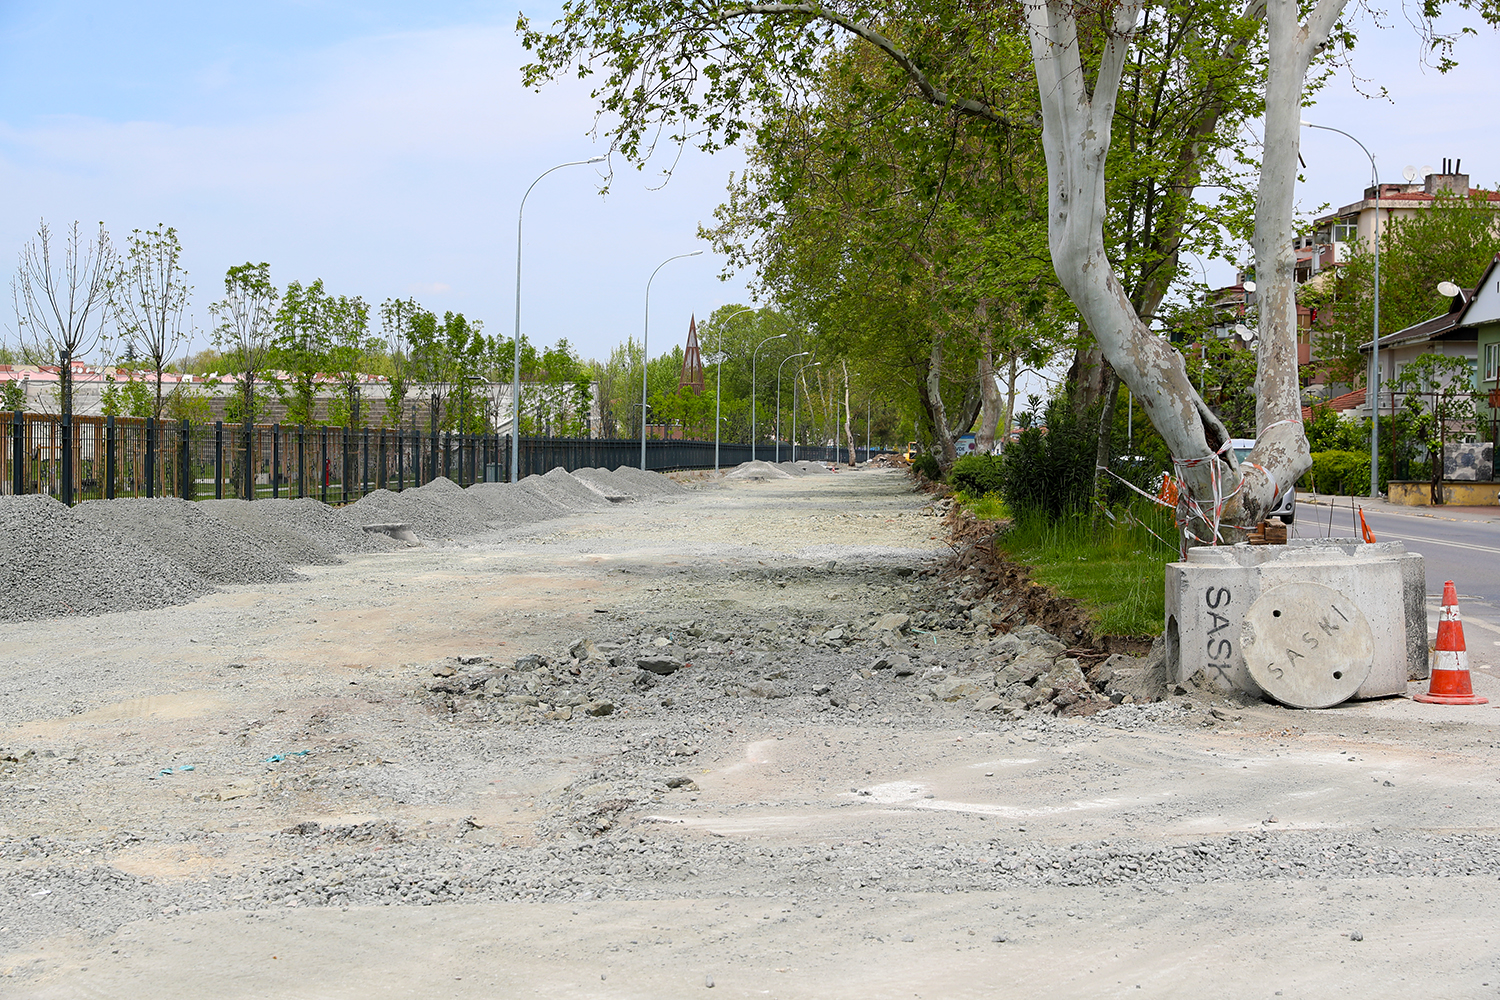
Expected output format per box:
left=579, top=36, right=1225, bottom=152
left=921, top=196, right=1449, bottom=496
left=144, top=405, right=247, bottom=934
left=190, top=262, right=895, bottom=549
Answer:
left=3, top=463, right=1477, bottom=997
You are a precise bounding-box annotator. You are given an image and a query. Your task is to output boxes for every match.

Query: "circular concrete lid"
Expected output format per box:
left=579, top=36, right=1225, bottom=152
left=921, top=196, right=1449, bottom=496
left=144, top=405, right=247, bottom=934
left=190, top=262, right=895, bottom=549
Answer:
left=1241, top=581, right=1374, bottom=709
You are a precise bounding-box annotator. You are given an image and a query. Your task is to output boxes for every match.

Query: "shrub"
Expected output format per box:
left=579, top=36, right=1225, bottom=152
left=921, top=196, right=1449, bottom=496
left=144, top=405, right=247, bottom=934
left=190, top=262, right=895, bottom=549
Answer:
left=995, top=396, right=1097, bottom=519
left=949, top=454, right=1004, bottom=497
left=1300, top=450, right=1369, bottom=495
left=911, top=452, right=941, bottom=481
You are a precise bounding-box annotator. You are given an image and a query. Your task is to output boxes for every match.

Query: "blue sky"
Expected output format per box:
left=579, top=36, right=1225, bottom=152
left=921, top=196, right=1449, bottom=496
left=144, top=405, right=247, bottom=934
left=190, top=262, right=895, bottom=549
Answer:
left=0, top=2, right=1494, bottom=366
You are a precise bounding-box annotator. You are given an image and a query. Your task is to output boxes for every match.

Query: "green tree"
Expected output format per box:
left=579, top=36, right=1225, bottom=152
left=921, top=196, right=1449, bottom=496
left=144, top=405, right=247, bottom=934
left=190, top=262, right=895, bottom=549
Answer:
left=111, top=224, right=191, bottom=421
left=2, top=378, right=28, bottom=411
left=379, top=297, right=422, bottom=428
left=210, top=263, right=279, bottom=428
left=99, top=373, right=155, bottom=418
left=323, top=292, right=376, bottom=430
left=408, top=310, right=486, bottom=434
left=272, top=279, right=333, bottom=425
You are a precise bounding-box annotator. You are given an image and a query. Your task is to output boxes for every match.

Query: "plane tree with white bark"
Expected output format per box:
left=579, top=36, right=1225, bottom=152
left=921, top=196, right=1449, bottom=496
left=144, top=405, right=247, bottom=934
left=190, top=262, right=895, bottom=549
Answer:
left=520, top=0, right=1497, bottom=544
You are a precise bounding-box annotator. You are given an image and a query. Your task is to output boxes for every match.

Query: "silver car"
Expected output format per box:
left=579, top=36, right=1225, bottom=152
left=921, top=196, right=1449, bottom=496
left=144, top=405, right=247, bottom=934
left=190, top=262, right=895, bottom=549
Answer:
left=1231, top=438, right=1295, bottom=523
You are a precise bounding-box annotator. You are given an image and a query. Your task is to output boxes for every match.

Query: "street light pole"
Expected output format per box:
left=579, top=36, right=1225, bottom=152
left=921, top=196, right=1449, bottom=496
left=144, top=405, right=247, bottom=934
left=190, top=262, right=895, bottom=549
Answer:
left=776, top=351, right=809, bottom=463
left=710, top=306, right=756, bottom=473
left=513, top=155, right=604, bottom=484
left=750, top=332, right=788, bottom=462
left=640, top=250, right=703, bottom=470
left=792, top=360, right=820, bottom=462
left=1303, top=120, right=1381, bottom=498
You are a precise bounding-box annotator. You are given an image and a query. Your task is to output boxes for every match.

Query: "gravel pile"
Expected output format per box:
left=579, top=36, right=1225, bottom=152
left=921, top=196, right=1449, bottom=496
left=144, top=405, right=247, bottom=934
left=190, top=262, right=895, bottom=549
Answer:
left=570, top=467, right=636, bottom=499
left=610, top=465, right=689, bottom=496
left=71, top=497, right=303, bottom=586
left=0, top=467, right=694, bottom=624
left=725, top=460, right=794, bottom=480
left=466, top=482, right=572, bottom=525
left=0, top=495, right=215, bottom=622
left=340, top=478, right=492, bottom=540
left=222, top=497, right=402, bottom=556
left=195, top=500, right=339, bottom=566
left=530, top=468, right=615, bottom=511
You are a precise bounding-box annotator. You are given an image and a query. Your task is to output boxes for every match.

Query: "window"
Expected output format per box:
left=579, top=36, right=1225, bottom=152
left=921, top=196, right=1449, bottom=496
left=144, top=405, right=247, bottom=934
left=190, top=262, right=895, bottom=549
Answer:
left=1485, top=342, right=1500, bottom=383
left=1332, top=221, right=1358, bottom=243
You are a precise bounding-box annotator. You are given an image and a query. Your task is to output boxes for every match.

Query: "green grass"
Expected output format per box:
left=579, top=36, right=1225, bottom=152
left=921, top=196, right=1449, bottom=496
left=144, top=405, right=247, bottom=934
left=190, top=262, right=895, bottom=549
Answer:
left=970, top=498, right=1176, bottom=637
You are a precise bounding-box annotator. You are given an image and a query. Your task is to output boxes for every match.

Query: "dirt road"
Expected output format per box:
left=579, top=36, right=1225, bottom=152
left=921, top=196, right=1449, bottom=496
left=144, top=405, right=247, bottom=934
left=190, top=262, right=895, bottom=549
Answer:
left=3, top=468, right=1500, bottom=998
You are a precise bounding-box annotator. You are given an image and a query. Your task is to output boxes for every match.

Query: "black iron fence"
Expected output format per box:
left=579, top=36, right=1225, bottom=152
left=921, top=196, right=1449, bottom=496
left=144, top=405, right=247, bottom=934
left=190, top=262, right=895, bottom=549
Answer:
left=3, top=411, right=885, bottom=505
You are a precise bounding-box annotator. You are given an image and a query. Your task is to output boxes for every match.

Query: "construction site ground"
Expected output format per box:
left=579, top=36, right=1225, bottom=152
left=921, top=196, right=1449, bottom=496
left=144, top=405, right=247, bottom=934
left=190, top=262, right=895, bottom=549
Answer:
left=4, top=467, right=1500, bottom=999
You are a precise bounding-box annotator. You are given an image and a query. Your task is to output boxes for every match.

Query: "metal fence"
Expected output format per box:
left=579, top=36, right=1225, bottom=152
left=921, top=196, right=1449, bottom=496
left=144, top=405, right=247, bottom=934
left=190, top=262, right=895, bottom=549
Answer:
left=3, top=411, right=886, bottom=505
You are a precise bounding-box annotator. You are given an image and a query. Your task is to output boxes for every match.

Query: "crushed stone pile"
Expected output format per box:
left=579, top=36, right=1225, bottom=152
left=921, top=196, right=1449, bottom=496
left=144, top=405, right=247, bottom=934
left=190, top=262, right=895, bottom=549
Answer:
left=71, top=497, right=303, bottom=586
left=340, top=478, right=492, bottom=540
left=0, top=495, right=216, bottom=622
left=725, top=460, right=794, bottom=480
left=569, top=467, right=636, bottom=499
left=466, top=481, right=571, bottom=525
left=610, top=465, right=689, bottom=496
left=0, top=467, right=692, bottom=624
left=206, top=497, right=402, bottom=557
left=534, top=467, right=614, bottom=510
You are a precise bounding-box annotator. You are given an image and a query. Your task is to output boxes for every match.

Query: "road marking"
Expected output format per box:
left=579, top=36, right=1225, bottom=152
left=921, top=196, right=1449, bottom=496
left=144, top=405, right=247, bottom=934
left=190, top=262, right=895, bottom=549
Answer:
left=1375, top=530, right=1500, bottom=557
left=1456, top=615, right=1500, bottom=637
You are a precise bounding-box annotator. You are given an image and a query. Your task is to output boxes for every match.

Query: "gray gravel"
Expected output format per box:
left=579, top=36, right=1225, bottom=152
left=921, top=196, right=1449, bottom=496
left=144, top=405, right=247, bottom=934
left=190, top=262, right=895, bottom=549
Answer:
left=341, top=478, right=493, bottom=540
left=202, top=497, right=400, bottom=558
left=0, top=495, right=216, bottom=622
left=0, top=469, right=693, bottom=625
left=71, top=497, right=304, bottom=587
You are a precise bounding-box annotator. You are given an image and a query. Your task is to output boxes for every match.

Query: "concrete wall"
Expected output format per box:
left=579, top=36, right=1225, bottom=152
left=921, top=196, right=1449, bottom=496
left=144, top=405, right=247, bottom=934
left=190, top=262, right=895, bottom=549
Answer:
left=1389, top=480, right=1500, bottom=506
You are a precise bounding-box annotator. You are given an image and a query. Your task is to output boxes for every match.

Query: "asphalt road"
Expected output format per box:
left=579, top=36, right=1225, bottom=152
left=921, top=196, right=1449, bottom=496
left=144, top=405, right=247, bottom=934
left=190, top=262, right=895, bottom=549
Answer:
left=1296, top=497, right=1500, bottom=664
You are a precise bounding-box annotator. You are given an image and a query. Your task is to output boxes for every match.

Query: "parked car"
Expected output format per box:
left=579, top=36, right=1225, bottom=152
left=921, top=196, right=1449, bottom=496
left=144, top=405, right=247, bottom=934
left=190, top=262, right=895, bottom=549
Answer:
left=1230, top=438, right=1296, bottom=523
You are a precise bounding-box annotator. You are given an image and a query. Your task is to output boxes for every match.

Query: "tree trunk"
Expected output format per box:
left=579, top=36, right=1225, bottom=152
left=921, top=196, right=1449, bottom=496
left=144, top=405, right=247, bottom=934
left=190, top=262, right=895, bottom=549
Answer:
left=1025, top=0, right=1338, bottom=544
left=923, top=333, right=960, bottom=470
left=842, top=361, right=855, bottom=466
left=975, top=302, right=1003, bottom=456
left=1001, top=351, right=1019, bottom=452
left=1092, top=365, right=1121, bottom=497
left=1246, top=0, right=1337, bottom=508
left=1066, top=340, right=1110, bottom=419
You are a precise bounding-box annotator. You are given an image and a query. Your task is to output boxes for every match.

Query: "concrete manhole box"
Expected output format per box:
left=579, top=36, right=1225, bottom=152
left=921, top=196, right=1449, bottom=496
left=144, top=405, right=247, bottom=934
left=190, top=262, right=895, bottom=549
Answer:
left=1165, top=539, right=1425, bottom=701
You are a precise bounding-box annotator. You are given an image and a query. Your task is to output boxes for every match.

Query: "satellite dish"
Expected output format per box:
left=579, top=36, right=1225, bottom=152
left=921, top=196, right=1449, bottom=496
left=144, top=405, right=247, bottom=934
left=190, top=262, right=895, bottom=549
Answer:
left=1437, top=281, right=1462, bottom=298
left=1242, top=280, right=1257, bottom=293
left=1421, top=165, right=1434, bottom=178
left=1403, top=166, right=1418, bottom=182
left=1235, top=324, right=1255, bottom=342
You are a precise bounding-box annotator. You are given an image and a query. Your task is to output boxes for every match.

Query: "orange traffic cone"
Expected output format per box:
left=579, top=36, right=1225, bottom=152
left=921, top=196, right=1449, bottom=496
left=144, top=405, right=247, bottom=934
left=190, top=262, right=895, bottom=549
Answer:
left=1358, top=507, right=1377, bottom=544
left=1414, top=581, right=1489, bottom=705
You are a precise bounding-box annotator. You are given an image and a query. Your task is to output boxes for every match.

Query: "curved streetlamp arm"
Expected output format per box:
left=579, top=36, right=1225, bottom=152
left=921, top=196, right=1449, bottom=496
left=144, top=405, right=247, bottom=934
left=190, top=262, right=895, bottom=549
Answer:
left=750, top=331, right=788, bottom=462
left=1302, top=120, right=1380, bottom=498
left=640, top=250, right=704, bottom=470
left=513, top=155, right=604, bottom=483
left=710, top=306, right=756, bottom=472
